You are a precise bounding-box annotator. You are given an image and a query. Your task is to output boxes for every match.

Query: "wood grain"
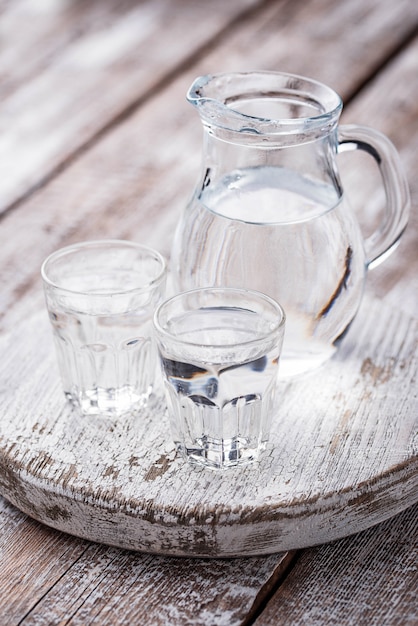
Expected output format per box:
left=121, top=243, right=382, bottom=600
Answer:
left=254, top=502, right=418, bottom=625
left=0, top=498, right=89, bottom=624
left=340, top=35, right=418, bottom=320
left=0, top=295, right=416, bottom=557
left=0, top=0, right=417, bottom=336
left=0, top=499, right=290, bottom=626
left=0, top=0, right=143, bottom=96
left=2, top=0, right=415, bottom=218
left=0, top=0, right=262, bottom=213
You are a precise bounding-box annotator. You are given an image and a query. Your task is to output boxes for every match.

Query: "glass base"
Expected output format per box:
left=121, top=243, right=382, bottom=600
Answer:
left=65, top=385, right=152, bottom=418
left=177, top=436, right=265, bottom=470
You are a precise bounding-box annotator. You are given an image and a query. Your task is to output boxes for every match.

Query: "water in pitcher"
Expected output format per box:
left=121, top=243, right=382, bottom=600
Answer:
left=173, top=166, right=366, bottom=376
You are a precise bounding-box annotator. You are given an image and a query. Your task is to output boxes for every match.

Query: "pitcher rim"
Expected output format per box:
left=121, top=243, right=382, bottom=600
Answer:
left=187, top=71, right=343, bottom=139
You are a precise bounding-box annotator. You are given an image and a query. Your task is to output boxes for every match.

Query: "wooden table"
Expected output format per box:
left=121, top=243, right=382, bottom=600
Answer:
left=1, top=0, right=417, bottom=623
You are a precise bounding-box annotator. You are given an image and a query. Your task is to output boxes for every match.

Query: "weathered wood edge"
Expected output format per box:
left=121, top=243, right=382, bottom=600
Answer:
left=0, top=450, right=416, bottom=558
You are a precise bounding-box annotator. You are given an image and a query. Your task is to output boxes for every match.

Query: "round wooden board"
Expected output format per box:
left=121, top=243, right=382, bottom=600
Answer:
left=0, top=296, right=417, bottom=557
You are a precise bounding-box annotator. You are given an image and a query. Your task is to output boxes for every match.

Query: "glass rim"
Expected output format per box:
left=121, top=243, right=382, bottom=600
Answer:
left=153, top=287, right=286, bottom=350
left=41, top=239, right=167, bottom=297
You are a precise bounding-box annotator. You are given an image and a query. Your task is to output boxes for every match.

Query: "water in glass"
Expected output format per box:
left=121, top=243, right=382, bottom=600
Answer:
left=158, top=306, right=281, bottom=468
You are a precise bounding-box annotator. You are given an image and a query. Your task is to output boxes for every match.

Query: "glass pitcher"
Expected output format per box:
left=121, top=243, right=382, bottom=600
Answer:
left=170, top=72, right=410, bottom=376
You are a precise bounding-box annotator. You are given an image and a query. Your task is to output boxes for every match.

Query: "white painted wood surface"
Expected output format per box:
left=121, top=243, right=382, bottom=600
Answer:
left=0, top=294, right=416, bottom=557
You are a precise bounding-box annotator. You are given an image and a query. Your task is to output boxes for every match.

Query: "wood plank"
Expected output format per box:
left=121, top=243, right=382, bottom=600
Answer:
left=0, top=495, right=290, bottom=626
left=0, top=0, right=262, bottom=212
left=339, top=36, right=418, bottom=320
left=253, top=502, right=418, bottom=626
left=0, top=0, right=143, bottom=97
left=0, top=497, right=89, bottom=624
left=0, top=295, right=416, bottom=557
left=26, top=552, right=292, bottom=626
left=0, top=0, right=417, bottom=336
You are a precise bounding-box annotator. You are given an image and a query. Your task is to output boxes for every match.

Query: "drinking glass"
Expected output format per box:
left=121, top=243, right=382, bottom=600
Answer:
left=153, top=287, right=285, bottom=469
left=42, top=240, right=166, bottom=418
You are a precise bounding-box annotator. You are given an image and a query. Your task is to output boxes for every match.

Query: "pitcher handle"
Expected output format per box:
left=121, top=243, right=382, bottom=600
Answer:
left=338, top=125, right=410, bottom=269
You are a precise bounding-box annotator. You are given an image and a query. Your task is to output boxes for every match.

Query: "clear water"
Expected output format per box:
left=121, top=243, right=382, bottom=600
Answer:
left=158, top=308, right=281, bottom=468
left=49, top=307, right=154, bottom=417
left=172, top=166, right=366, bottom=376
